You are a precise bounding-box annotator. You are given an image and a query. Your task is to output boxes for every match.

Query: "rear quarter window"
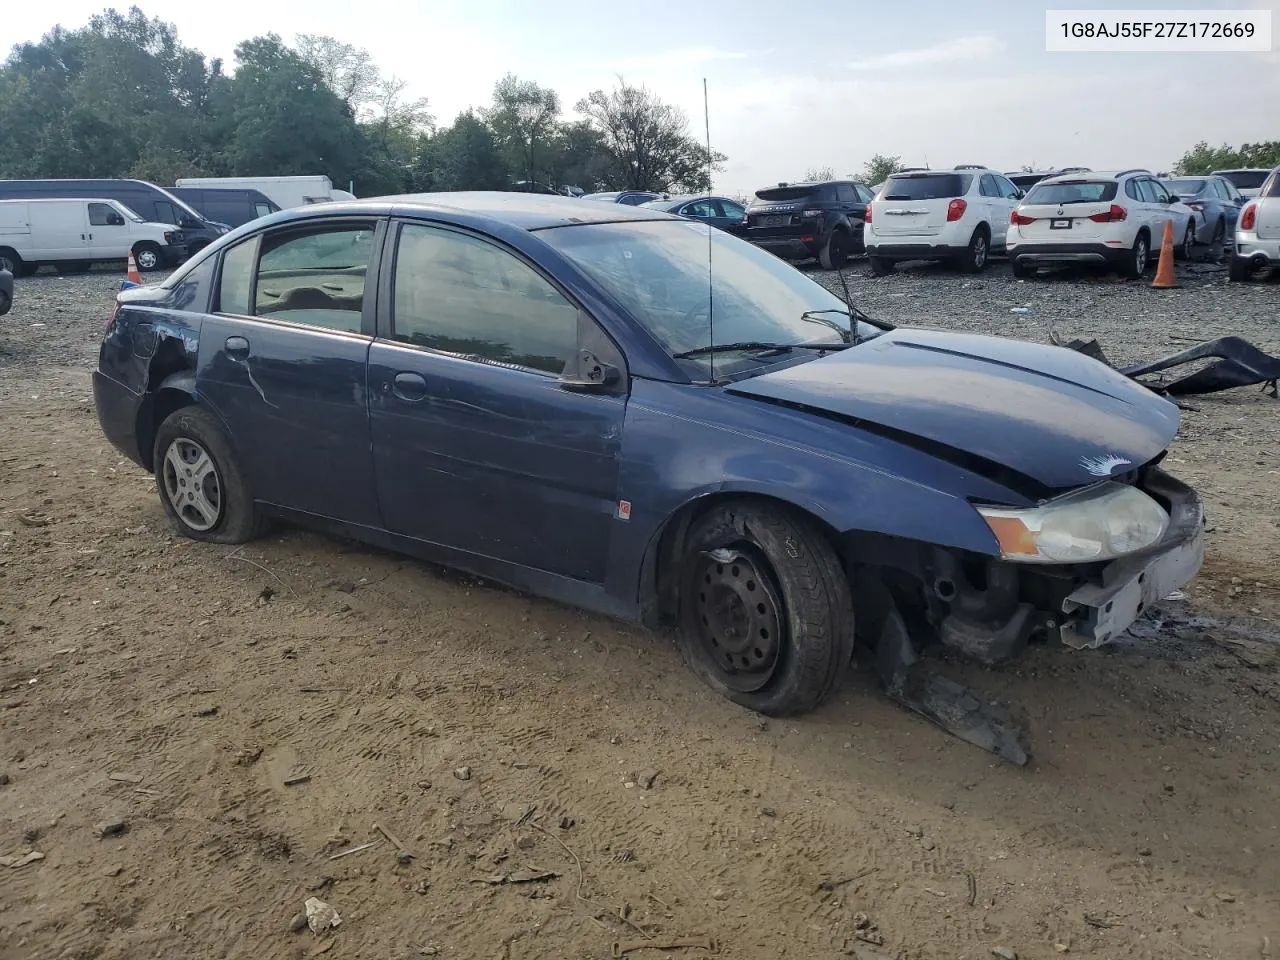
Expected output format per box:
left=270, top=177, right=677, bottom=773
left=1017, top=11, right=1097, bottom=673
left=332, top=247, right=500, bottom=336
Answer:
left=1026, top=181, right=1118, bottom=204
left=881, top=174, right=971, bottom=200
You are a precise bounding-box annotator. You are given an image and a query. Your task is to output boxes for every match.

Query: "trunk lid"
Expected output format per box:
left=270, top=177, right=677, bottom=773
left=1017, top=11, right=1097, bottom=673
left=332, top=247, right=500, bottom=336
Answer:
left=1253, top=196, right=1280, bottom=240
left=872, top=173, right=972, bottom=237
left=725, top=328, right=1180, bottom=492
left=746, top=185, right=824, bottom=238
left=1014, top=179, right=1120, bottom=241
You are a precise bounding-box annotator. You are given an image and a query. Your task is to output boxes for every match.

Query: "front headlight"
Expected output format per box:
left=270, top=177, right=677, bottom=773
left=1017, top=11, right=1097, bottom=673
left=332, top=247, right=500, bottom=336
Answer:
left=977, top=482, right=1169, bottom=564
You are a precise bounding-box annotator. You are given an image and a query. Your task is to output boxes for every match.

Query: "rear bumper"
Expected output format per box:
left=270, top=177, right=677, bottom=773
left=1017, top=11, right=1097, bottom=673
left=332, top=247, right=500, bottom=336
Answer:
left=865, top=241, right=966, bottom=262
left=748, top=236, right=822, bottom=260
left=1007, top=241, right=1124, bottom=266
left=93, top=370, right=147, bottom=469
left=1233, top=231, right=1280, bottom=263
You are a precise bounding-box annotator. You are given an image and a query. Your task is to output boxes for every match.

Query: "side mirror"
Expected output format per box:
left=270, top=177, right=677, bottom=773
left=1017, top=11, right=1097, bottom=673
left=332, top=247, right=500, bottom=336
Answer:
left=559, top=349, right=620, bottom=392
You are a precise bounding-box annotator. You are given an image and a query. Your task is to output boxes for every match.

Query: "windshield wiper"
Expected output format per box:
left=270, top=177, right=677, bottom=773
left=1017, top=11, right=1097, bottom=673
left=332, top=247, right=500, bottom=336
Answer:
left=800, top=309, right=854, bottom=342
left=673, top=340, right=850, bottom=360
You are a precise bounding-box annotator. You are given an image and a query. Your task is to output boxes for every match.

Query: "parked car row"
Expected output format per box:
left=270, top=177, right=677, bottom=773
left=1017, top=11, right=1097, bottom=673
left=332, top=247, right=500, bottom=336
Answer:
left=629, top=162, right=1277, bottom=284
left=0, top=175, right=350, bottom=276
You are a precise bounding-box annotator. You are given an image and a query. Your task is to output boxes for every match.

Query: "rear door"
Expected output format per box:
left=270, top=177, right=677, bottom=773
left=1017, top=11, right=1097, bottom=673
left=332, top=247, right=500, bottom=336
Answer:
left=194, top=218, right=384, bottom=525
left=874, top=173, right=969, bottom=237
left=367, top=220, right=627, bottom=583
left=988, top=174, right=1022, bottom=246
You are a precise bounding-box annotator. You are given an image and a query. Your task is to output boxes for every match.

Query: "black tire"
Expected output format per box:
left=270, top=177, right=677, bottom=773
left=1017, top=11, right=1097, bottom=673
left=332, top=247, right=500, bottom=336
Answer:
left=868, top=256, right=894, bottom=276
left=0, top=247, right=21, bottom=275
left=133, top=242, right=164, bottom=272
left=1011, top=260, right=1037, bottom=279
left=0, top=291, right=10, bottom=316
left=818, top=229, right=850, bottom=270
left=957, top=226, right=990, bottom=273
left=1120, top=232, right=1149, bottom=279
left=676, top=499, right=854, bottom=716
left=1212, top=218, right=1227, bottom=244
left=1176, top=223, right=1194, bottom=261
left=153, top=406, right=266, bottom=544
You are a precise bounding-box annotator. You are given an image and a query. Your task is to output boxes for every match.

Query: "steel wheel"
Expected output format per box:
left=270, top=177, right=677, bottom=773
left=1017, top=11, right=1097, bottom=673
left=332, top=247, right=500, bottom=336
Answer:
left=692, top=545, right=784, bottom=693
left=161, top=437, right=222, bottom=532
left=134, top=246, right=160, bottom=271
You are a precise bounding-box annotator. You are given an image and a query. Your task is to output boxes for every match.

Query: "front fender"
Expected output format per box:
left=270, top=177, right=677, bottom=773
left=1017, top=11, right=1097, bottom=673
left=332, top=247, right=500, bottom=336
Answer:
left=602, top=380, right=1011, bottom=613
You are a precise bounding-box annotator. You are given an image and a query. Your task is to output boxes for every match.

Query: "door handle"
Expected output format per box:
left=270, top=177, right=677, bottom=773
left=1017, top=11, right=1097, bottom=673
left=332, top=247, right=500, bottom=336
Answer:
left=225, top=336, right=250, bottom=359
left=391, top=371, right=428, bottom=402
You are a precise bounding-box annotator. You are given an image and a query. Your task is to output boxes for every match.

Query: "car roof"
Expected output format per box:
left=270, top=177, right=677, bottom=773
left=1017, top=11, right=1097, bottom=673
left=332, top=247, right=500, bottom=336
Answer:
left=1035, top=169, right=1153, bottom=185
left=1210, top=167, right=1272, bottom=173
left=277, top=191, right=681, bottom=231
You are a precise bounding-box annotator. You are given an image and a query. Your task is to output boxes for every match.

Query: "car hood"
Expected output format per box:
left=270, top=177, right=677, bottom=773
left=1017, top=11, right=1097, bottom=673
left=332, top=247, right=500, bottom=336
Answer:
left=726, top=328, right=1180, bottom=495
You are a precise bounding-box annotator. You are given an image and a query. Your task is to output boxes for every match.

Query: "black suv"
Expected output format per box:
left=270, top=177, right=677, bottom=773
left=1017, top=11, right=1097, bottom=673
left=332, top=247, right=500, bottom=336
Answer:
left=743, top=179, right=874, bottom=269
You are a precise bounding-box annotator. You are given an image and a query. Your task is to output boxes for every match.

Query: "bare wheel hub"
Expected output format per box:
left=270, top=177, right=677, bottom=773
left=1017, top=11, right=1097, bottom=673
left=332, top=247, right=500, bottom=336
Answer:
left=693, top=547, right=783, bottom=692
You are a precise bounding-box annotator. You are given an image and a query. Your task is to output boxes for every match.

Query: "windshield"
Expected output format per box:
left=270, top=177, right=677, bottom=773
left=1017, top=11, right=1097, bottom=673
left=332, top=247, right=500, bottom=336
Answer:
left=539, top=219, right=880, bottom=381
left=116, top=203, right=145, bottom=222
left=1025, top=181, right=1118, bottom=204
left=1217, top=170, right=1268, bottom=190
left=1161, top=178, right=1206, bottom=196
left=882, top=174, right=971, bottom=200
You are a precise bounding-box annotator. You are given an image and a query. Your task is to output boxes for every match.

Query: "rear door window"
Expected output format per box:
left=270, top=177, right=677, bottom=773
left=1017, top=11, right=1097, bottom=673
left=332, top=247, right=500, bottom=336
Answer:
left=881, top=174, right=971, bottom=200
left=679, top=199, right=718, bottom=219
left=717, top=199, right=745, bottom=219
left=217, top=237, right=258, bottom=315
left=979, top=174, right=1001, bottom=198
left=390, top=223, right=579, bottom=375
left=254, top=225, right=374, bottom=332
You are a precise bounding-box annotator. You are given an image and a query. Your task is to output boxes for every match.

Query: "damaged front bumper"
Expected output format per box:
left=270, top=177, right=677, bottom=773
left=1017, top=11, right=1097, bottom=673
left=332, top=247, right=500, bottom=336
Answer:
left=1056, top=469, right=1205, bottom=649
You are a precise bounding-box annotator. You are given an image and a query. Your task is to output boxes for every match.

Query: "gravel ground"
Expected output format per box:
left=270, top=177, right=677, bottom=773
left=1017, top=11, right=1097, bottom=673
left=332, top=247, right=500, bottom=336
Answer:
left=1, top=255, right=1278, bottom=960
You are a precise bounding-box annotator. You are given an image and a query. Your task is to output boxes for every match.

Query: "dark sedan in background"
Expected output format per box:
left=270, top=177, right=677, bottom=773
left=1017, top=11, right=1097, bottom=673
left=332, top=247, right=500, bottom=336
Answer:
left=638, top=194, right=747, bottom=233
left=91, top=192, right=1204, bottom=731
left=1159, top=175, right=1246, bottom=244
left=581, top=190, right=664, bottom=205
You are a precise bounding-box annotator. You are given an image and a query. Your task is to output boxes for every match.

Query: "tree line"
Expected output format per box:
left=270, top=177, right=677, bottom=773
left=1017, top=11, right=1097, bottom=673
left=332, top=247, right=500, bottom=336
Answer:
left=0, top=6, right=724, bottom=196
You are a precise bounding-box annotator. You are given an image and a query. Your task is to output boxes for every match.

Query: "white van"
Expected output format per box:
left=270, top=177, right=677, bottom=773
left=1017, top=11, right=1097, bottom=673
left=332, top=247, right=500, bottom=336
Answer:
left=174, top=175, right=355, bottom=211
left=0, top=198, right=187, bottom=276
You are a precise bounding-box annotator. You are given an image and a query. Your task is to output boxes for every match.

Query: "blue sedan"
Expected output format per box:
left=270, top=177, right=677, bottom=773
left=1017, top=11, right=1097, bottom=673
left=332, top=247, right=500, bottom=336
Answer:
left=92, top=192, right=1204, bottom=724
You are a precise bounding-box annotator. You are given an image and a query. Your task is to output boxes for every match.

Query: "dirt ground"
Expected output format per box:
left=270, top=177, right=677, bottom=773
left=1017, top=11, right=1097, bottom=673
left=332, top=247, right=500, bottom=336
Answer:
left=2, top=260, right=1278, bottom=960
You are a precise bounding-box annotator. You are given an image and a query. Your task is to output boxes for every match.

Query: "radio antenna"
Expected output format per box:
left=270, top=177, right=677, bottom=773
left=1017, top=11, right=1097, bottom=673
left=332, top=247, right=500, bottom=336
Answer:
left=703, top=76, right=715, bottom=382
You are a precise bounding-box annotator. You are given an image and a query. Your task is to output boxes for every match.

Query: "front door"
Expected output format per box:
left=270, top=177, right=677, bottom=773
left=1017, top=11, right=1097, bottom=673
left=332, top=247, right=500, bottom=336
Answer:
left=87, top=202, right=131, bottom=259
left=194, top=219, right=384, bottom=526
left=368, top=220, right=627, bottom=583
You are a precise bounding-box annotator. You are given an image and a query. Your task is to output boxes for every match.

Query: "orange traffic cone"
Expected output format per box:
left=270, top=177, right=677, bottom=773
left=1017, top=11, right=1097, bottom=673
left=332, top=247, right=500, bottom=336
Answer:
left=1151, top=219, right=1178, bottom=289
left=125, top=251, right=142, bottom=285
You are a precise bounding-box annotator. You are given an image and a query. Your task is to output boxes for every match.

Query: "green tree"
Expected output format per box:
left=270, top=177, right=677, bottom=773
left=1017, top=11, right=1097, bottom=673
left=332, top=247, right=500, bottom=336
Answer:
left=804, top=166, right=836, bottom=182
left=1175, top=140, right=1280, bottom=175
left=483, top=74, right=560, bottom=187
left=545, top=120, right=612, bottom=192
left=224, top=35, right=361, bottom=182
left=861, top=153, right=903, bottom=185
left=414, top=111, right=509, bottom=191
left=576, top=77, right=724, bottom=193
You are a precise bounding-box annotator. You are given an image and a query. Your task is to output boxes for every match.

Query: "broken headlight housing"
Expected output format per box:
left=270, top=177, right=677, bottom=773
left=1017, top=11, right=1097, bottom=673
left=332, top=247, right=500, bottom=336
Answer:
left=977, top=482, right=1169, bottom=564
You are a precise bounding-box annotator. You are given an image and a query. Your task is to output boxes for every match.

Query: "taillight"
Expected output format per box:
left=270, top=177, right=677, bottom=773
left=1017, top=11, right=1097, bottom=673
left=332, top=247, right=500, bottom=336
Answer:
left=865, top=204, right=873, bottom=223
left=946, top=199, right=967, bottom=222
left=1088, top=204, right=1127, bottom=223
left=1011, top=211, right=1035, bottom=226
left=1241, top=203, right=1257, bottom=230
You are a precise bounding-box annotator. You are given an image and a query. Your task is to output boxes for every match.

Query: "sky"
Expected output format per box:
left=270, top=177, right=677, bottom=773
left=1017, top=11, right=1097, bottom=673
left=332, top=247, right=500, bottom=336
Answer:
left=8, top=0, right=1278, bottom=195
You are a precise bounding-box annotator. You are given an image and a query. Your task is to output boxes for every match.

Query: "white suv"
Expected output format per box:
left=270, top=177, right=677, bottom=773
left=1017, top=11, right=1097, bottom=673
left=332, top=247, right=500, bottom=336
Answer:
left=1005, top=170, right=1195, bottom=279
left=1230, top=165, right=1280, bottom=282
left=864, top=166, right=1022, bottom=274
